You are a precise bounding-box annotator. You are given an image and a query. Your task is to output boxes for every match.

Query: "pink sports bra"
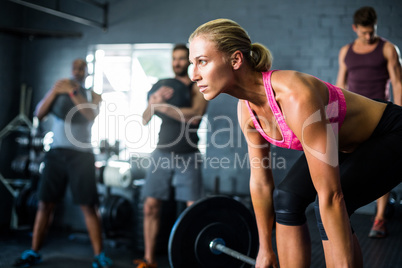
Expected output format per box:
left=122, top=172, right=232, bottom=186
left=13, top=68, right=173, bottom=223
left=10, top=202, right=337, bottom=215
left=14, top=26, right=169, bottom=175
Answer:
left=245, top=70, right=347, bottom=151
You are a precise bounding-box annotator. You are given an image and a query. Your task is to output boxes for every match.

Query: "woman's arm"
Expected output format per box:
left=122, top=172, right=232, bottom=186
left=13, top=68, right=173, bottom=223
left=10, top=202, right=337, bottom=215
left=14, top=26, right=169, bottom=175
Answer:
left=280, top=72, right=354, bottom=267
left=237, top=100, right=278, bottom=268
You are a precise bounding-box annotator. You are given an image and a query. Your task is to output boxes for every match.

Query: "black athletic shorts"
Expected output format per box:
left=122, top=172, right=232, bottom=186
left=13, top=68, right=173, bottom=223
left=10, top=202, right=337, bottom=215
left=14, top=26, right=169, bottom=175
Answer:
left=38, top=148, right=99, bottom=205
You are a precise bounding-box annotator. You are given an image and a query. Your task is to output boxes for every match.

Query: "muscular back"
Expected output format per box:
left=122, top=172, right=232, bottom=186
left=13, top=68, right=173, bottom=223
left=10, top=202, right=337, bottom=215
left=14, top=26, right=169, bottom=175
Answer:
left=338, top=89, right=387, bottom=152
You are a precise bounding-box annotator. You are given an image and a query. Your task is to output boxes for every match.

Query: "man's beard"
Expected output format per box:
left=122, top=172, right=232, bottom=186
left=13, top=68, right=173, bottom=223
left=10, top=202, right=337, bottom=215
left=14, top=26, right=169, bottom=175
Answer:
left=174, top=66, right=188, bottom=77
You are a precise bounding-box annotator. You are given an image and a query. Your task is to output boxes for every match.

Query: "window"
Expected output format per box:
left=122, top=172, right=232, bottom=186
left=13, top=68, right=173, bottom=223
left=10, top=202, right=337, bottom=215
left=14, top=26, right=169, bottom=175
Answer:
left=86, top=44, right=206, bottom=158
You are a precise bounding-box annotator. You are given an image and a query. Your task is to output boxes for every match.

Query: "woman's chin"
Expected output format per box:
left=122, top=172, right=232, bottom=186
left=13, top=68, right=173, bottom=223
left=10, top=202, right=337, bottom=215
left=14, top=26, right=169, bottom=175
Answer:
left=203, top=92, right=218, bottom=101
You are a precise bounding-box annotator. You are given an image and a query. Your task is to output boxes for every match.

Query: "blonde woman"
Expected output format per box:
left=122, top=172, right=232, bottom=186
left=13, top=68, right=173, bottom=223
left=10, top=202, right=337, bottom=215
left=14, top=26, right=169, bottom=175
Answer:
left=188, top=18, right=402, bottom=268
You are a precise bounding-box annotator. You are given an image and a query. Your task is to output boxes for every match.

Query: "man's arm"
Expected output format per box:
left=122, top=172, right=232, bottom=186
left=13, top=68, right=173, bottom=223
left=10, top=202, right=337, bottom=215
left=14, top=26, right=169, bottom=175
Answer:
left=35, top=79, right=101, bottom=121
left=35, top=79, right=77, bottom=121
left=68, top=88, right=102, bottom=121
left=142, top=86, right=174, bottom=125
left=154, top=83, right=208, bottom=124
left=35, top=88, right=58, bottom=121
left=384, top=42, right=402, bottom=106
left=335, top=44, right=350, bottom=89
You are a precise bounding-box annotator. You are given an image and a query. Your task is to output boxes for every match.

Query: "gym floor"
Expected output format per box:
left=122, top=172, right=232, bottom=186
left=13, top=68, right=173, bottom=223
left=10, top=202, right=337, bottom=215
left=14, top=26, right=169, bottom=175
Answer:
left=1, top=204, right=402, bottom=268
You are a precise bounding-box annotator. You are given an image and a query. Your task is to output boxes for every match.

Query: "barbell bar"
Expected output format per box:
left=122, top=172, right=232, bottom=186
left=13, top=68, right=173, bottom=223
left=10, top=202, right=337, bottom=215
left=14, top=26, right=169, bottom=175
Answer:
left=210, top=238, right=256, bottom=266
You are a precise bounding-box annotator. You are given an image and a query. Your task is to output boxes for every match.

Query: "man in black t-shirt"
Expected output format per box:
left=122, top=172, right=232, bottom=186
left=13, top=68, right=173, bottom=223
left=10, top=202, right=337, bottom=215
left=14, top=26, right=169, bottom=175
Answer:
left=134, top=44, right=208, bottom=268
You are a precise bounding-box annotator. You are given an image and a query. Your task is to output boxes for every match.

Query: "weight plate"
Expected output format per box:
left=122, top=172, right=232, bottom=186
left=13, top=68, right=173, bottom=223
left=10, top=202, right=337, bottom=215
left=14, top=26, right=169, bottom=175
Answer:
left=168, top=195, right=258, bottom=268
left=15, top=185, right=38, bottom=226
left=109, top=195, right=132, bottom=229
left=194, top=222, right=242, bottom=267
left=100, top=195, right=133, bottom=234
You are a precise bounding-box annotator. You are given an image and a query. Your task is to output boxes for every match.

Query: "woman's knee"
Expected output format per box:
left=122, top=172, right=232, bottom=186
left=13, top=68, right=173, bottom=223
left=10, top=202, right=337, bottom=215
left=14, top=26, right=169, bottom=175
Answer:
left=313, top=199, right=329, bottom=240
left=273, top=188, right=310, bottom=226
left=314, top=198, right=355, bottom=241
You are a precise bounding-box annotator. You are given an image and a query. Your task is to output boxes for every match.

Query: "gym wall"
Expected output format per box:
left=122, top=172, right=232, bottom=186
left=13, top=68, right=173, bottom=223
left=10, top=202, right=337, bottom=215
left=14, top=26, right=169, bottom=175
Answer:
left=0, top=0, right=401, bottom=227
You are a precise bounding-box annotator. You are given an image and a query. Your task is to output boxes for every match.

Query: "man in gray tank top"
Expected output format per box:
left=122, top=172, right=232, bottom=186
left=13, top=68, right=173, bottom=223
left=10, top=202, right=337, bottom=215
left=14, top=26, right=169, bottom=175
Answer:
left=14, top=59, right=112, bottom=268
left=336, top=6, right=402, bottom=239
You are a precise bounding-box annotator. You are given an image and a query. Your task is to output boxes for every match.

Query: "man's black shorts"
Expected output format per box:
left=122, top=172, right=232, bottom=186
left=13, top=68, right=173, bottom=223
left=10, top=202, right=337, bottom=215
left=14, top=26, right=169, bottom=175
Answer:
left=38, top=148, right=99, bottom=205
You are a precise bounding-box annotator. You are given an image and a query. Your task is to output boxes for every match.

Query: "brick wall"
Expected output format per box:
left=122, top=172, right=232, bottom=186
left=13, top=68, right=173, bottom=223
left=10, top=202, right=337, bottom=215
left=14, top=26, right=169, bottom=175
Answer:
left=0, top=0, right=401, bottom=197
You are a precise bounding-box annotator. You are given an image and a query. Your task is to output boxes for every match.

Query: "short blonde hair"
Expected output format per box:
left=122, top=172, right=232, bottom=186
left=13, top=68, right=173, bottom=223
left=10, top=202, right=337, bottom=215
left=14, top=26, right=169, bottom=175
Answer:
left=189, top=18, right=273, bottom=72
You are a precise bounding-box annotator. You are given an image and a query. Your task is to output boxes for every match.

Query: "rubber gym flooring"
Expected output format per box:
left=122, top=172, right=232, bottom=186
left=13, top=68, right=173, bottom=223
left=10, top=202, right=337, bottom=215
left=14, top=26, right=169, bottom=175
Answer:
left=1, top=204, right=401, bottom=268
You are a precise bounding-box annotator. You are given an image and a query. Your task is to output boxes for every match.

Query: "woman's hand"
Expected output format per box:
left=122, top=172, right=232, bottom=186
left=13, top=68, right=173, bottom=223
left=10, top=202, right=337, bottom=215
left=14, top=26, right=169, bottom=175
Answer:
left=255, top=248, right=278, bottom=268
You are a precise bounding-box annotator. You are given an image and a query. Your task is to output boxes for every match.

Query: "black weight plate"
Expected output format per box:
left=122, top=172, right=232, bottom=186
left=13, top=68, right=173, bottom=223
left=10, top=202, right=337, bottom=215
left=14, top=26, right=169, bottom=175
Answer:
left=109, top=195, right=132, bottom=229
left=26, top=190, right=39, bottom=225
left=99, top=196, right=113, bottom=232
left=168, top=195, right=258, bottom=268
left=147, top=78, right=191, bottom=108
left=15, top=185, right=31, bottom=225
left=195, top=222, right=242, bottom=267
left=100, top=195, right=133, bottom=233
left=15, top=185, right=38, bottom=226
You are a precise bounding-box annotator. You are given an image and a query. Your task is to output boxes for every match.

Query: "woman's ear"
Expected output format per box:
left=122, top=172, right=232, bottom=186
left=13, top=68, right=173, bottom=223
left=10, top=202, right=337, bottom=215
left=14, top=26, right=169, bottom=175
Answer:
left=231, top=51, right=243, bottom=70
